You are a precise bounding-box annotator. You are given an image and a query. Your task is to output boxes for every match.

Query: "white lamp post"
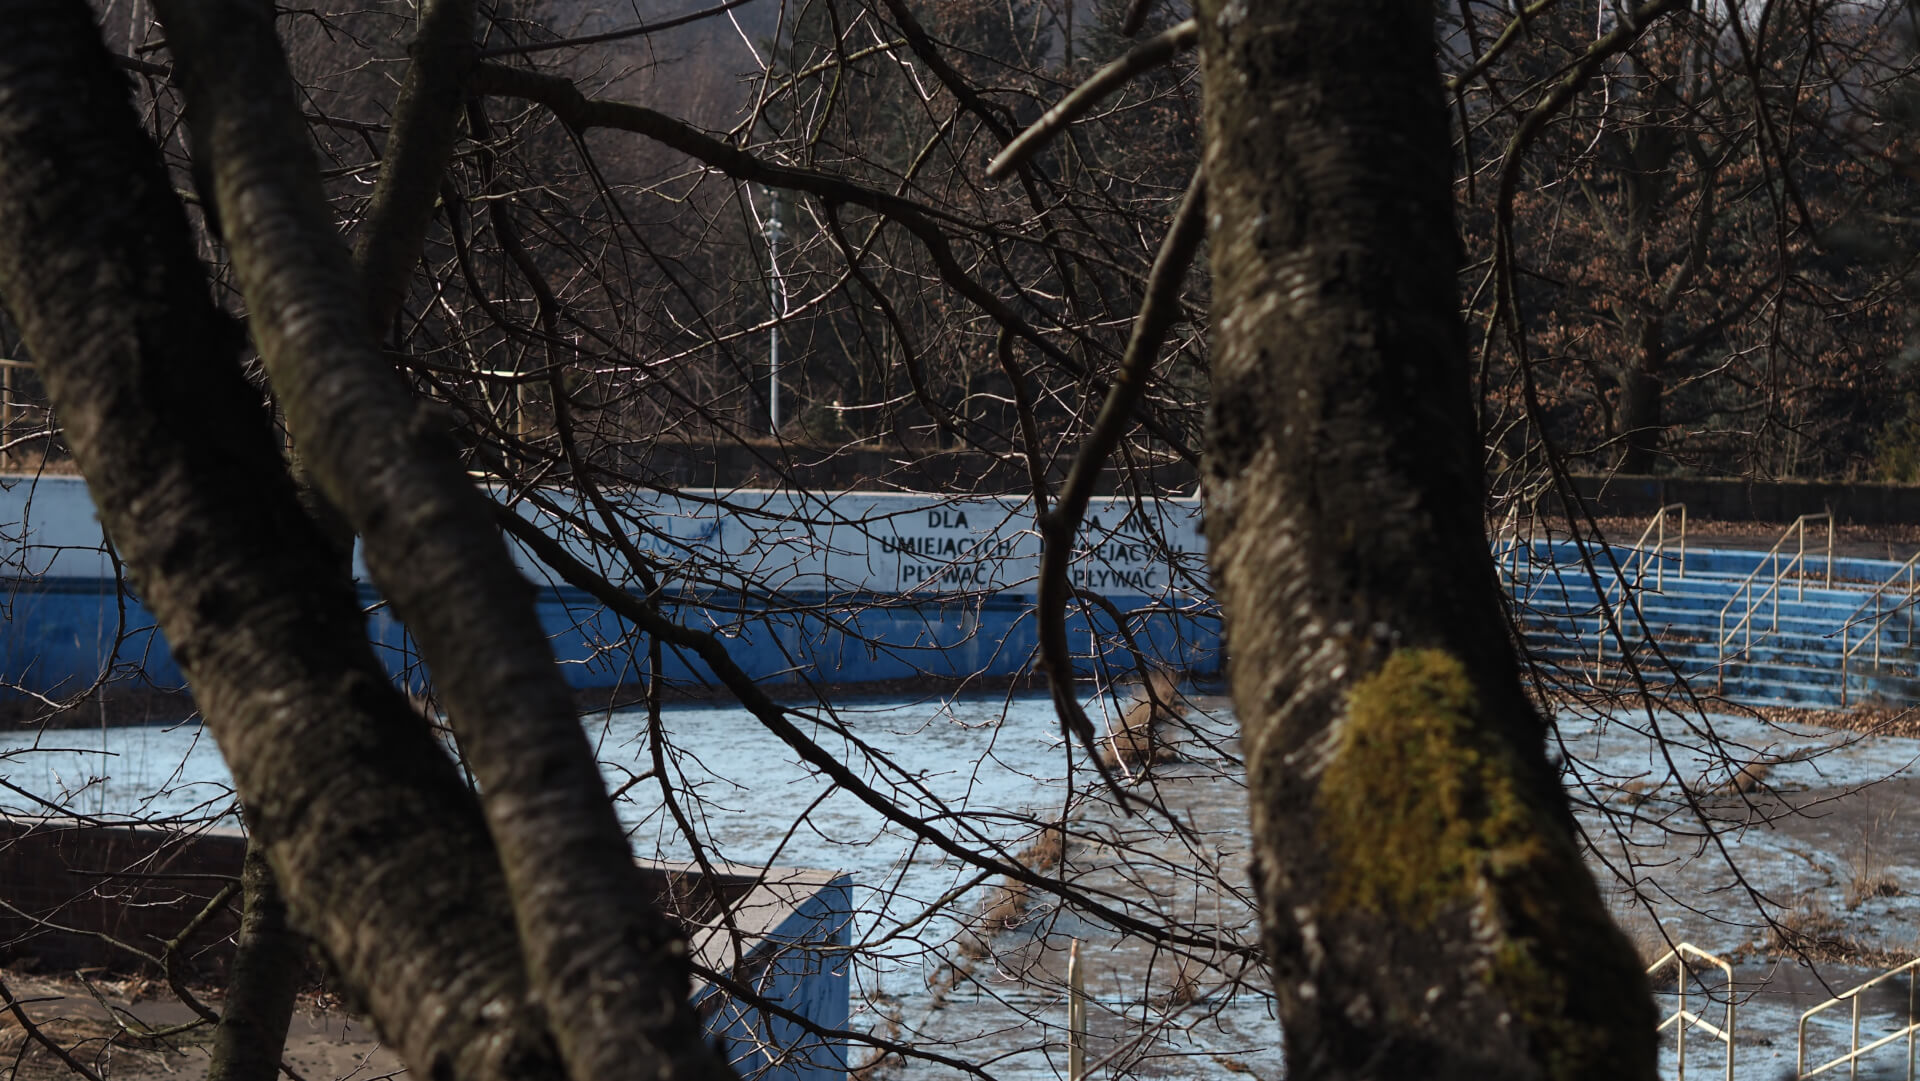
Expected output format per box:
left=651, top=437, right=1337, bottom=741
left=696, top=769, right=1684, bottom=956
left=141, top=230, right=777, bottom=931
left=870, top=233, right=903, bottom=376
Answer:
left=762, top=189, right=786, bottom=436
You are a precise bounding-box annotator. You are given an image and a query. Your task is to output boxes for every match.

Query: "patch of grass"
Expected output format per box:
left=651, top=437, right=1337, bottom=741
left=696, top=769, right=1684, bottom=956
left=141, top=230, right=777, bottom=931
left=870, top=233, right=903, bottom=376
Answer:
left=1767, top=894, right=1846, bottom=951
left=1612, top=906, right=1676, bottom=967
left=962, top=821, right=1073, bottom=956
left=1614, top=777, right=1662, bottom=807
left=1715, top=759, right=1772, bottom=795
left=1758, top=894, right=1907, bottom=965
left=1098, top=669, right=1187, bottom=773
left=1846, top=808, right=1902, bottom=910
left=848, top=989, right=904, bottom=1081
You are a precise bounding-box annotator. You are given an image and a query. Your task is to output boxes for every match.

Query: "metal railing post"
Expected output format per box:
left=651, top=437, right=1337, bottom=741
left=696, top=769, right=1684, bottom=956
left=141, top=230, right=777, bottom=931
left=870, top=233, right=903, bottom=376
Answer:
left=1856, top=995, right=1864, bottom=1081
left=1679, top=504, right=1688, bottom=579
left=1717, top=609, right=1727, bottom=693
left=1649, top=945, right=1734, bottom=1081
left=1718, top=513, right=1833, bottom=678
left=1678, top=963, right=1688, bottom=1081
left=1845, top=617, right=1854, bottom=708
left=1598, top=504, right=1688, bottom=677
left=1907, top=561, right=1915, bottom=645
left=1728, top=985, right=1737, bottom=1081
left=1797, top=955, right=1920, bottom=1079
left=1655, top=507, right=1667, bottom=591
left=1789, top=522, right=1804, bottom=606
left=1068, top=938, right=1086, bottom=1081
left=1834, top=544, right=1920, bottom=712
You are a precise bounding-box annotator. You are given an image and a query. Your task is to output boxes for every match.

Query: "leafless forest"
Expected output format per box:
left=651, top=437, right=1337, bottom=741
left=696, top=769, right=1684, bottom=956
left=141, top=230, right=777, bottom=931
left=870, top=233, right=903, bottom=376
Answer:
left=4, top=2, right=1920, bottom=1080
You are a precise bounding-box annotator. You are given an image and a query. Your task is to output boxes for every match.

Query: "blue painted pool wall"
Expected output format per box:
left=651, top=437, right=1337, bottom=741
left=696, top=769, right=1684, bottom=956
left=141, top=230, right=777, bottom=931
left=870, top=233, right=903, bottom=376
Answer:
left=0, top=578, right=183, bottom=692
left=695, top=875, right=853, bottom=1080
left=0, top=578, right=1221, bottom=698
left=2, top=477, right=1219, bottom=698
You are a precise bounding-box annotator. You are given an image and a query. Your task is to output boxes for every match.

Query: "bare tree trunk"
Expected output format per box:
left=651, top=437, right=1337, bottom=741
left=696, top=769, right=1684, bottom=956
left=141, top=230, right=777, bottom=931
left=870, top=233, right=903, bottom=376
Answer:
left=0, top=6, right=624, bottom=1081
left=207, top=840, right=301, bottom=1081
left=1196, top=5, right=1657, bottom=1079
left=352, top=0, right=477, bottom=338
left=149, top=3, right=733, bottom=1078
left=1617, top=368, right=1665, bottom=474
left=1618, top=324, right=1666, bottom=474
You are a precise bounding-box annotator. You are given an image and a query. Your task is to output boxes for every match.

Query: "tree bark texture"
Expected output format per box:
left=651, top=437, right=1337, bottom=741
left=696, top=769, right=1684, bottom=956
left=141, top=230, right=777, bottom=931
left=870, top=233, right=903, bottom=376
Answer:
left=146, top=5, right=729, bottom=1081
left=0, top=6, right=570, bottom=1081
left=1196, top=5, right=1658, bottom=1080
left=352, top=0, right=478, bottom=337
left=206, top=839, right=301, bottom=1081
left=1617, top=324, right=1666, bottom=475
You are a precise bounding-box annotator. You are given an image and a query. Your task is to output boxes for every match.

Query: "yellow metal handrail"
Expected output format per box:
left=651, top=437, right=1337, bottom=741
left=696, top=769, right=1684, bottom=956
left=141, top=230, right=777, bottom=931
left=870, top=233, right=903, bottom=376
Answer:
left=1798, top=956, right=1920, bottom=1080
left=1716, top=513, right=1834, bottom=690
left=1493, top=501, right=1526, bottom=590
left=1492, top=493, right=1547, bottom=592
left=1648, top=943, right=1735, bottom=1081
left=1595, top=503, right=1688, bottom=666
left=1838, top=550, right=1920, bottom=708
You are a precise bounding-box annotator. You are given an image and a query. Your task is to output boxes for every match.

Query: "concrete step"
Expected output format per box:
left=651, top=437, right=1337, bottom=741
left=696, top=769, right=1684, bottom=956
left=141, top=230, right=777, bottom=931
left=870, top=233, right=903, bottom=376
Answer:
left=1511, top=578, right=1888, bottom=621
left=1506, top=542, right=1916, bottom=586
left=1523, top=628, right=1920, bottom=668
left=1521, top=640, right=1920, bottom=703
left=1501, top=543, right=1920, bottom=710
left=1517, top=619, right=1881, bottom=660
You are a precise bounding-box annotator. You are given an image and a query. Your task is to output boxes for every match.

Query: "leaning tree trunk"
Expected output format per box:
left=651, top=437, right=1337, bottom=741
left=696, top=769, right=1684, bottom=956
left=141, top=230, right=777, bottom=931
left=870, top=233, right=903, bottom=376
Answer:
left=1196, top=5, right=1658, bottom=1080
left=146, top=5, right=729, bottom=1074
left=0, top=6, right=730, bottom=1081
left=0, top=8, right=561, bottom=1081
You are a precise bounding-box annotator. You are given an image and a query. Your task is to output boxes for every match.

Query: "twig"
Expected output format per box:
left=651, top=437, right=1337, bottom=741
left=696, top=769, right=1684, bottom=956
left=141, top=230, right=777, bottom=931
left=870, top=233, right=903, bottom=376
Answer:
left=0, top=972, right=107, bottom=1081
left=493, top=506, right=1250, bottom=959
left=468, top=60, right=1203, bottom=466
left=1445, top=0, right=1557, bottom=92
left=1036, top=168, right=1206, bottom=808
left=475, top=0, right=762, bottom=58
left=987, top=20, right=1197, bottom=179
left=161, top=881, right=236, bottom=1025
left=75, top=971, right=209, bottom=1041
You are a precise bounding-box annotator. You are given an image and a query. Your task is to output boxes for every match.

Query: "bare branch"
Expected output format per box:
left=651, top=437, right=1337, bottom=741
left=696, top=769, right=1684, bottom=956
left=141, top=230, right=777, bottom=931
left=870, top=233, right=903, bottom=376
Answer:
left=1036, top=168, right=1206, bottom=805
left=988, top=19, right=1198, bottom=180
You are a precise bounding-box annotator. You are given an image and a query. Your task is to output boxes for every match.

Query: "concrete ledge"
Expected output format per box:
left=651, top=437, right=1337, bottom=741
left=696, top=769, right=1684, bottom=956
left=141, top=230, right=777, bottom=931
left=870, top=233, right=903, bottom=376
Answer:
left=0, top=815, right=246, bottom=979
left=0, top=815, right=850, bottom=1080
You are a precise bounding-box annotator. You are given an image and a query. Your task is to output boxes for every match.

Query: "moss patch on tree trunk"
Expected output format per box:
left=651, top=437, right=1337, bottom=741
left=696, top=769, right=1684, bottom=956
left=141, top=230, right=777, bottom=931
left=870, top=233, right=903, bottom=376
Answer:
left=1317, top=648, right=1546, bottom=924
left=1316, top=648, right=1643, bottom=1079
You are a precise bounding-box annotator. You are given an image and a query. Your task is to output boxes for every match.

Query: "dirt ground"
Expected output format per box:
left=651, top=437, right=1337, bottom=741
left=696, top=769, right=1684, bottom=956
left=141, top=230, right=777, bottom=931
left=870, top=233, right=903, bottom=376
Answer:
left=1568, top=703, right=1920, bottom=1078
left=0, top=969, right=398, bottom=1081
left=904, top=696, right=1920, bottom=1080
left=847, top=703, right=1280, bottom=1081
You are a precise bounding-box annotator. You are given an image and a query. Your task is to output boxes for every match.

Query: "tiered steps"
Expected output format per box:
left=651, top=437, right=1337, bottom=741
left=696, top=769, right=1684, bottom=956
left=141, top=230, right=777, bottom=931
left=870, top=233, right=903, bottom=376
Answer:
left=1502, top=541, right=1920, bottom=710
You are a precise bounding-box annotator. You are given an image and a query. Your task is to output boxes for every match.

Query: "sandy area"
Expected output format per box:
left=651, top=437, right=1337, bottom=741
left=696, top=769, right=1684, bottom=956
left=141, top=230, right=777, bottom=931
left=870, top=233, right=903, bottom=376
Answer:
left=0, top=969, right=399, bottom=1081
